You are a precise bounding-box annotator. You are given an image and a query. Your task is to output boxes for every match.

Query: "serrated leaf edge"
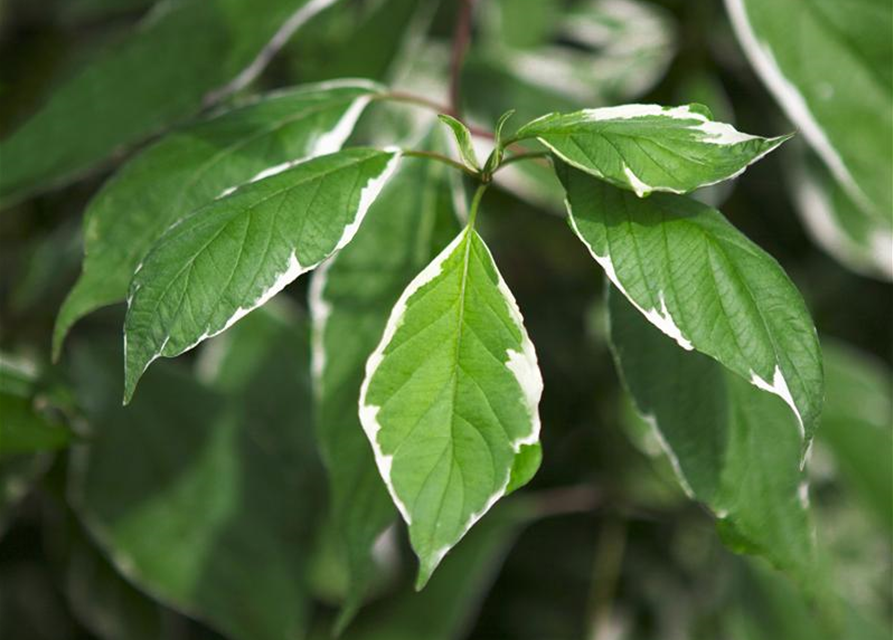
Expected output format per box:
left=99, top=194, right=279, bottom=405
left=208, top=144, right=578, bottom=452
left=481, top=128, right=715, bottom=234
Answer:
left=123, top=149, right=401, bottom=402
left=357, top=227, right=542, bottom=581
left=521, top=104, right=789, bottom=197
left=565, top=197, right=806, bottom=443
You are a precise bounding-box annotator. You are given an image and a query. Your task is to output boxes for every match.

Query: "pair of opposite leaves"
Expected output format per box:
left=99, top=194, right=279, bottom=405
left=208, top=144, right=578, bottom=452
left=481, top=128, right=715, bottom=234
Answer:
left=56, top=80, right=820, bottom=587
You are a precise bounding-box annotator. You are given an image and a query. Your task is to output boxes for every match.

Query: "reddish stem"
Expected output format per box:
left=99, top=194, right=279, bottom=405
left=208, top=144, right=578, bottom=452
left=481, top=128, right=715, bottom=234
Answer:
left=449, top=0, right=477, bottom=117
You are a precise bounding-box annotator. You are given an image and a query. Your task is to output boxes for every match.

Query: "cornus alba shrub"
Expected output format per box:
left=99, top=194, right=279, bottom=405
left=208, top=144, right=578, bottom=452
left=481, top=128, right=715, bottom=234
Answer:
left=52, top=80, right=821, bottom=596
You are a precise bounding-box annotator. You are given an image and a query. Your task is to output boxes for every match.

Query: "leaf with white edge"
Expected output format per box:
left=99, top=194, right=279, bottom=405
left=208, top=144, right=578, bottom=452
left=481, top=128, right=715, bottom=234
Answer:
left=515, top=104, right=789, bottom=196
left=0, top=0, right=343, bottom=206
left=359, top=227, right=542, bottom=589
left=790, top=149, right=893, bottom=282
left=558, top=164, right=822, bottom=450
left=310, top=136, right=459, bottom=624
left=483, top=109, right=516, bottom=175
left=725, top=0, right=892, bottom=220
left=123, top=147, right=400, bottom=403
left=54, top=80, right=384, bottom=358
left=608, top=288, right=817, bottom=583
left=438, top=115, right=480, bottom=171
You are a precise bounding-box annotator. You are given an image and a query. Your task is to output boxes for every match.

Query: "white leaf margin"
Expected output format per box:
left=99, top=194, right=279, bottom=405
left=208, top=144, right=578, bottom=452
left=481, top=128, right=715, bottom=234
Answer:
left=357, top=227, right=542, bottom=569
left=124, top=149, right=402, bottom=393
left=517, top=104, right=788, bottom=197
left=564, top=196, right=808, bottom=444
left=724, top=0, right=873, bottom=215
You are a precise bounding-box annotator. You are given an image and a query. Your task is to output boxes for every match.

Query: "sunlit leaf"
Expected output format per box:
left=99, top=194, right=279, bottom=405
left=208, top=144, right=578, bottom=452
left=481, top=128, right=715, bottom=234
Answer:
left=123, top=147, right=400, bottom=402
left=519, top=105, right=788, bottom=196
left=359, top=227, right=542, bottom=588
left=54, top=79, right=382, bottom=357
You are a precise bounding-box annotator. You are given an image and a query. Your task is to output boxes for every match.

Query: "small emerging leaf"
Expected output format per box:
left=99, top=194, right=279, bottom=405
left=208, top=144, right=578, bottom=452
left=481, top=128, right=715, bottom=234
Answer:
left=438, top=114, right=480, bottom=170
left=359, top=227, right=542, bottom=588
left=484, top=109, right=516, bottom=174
left=517, top=104, right=789, bottom=196
left=123, top=147, right=400, bottom=403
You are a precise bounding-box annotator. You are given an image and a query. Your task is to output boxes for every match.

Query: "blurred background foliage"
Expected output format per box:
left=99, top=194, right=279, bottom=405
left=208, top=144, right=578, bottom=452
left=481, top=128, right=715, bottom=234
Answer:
left=0, top=0, right=890, bottom=638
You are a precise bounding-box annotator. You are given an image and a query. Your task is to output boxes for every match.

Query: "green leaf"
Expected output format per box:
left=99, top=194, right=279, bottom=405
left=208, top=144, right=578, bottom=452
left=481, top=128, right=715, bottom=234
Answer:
left=0, top=357, right=71, bottom=456
left=558, top=164, right=823, bottom=449
left=437, top=114, right=480, bottom=171
left=70, top=304, right=323, bottom=640
left=310, top=137, right=459, bottom=622
left=123, top=147, right=400, bottom=403
left=790, top=148, right=893, bottom=281
left=516, top=104, right=789, bottom=196
left=483, top=109, right=515, bottom=175
left=608, top=289, right=816, bottom=582
left=54, top=80, right=382, bottom=358
left=359, top=226, right=543, bottom=589
left=726, top=0, right=892, bottom=220
left=0, top=0, right=341, bottom=205
left=818, top=340, right=892, bottom=530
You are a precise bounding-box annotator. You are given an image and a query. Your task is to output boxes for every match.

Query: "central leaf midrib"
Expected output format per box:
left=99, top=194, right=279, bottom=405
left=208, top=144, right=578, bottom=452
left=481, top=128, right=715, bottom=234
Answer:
left=133, top=154, right=381, bottom=363
left=422, top=228, right=478, bottom=553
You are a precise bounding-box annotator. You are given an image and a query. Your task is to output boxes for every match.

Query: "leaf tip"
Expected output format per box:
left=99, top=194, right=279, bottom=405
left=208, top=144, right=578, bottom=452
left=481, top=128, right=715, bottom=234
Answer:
left=332, top=603, right=359, bottom=637
left=122, top=363, right=142, bottom=406
left=414, top=551, right=445, bottom=591
left=687, top=102, right=715, bottom=120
